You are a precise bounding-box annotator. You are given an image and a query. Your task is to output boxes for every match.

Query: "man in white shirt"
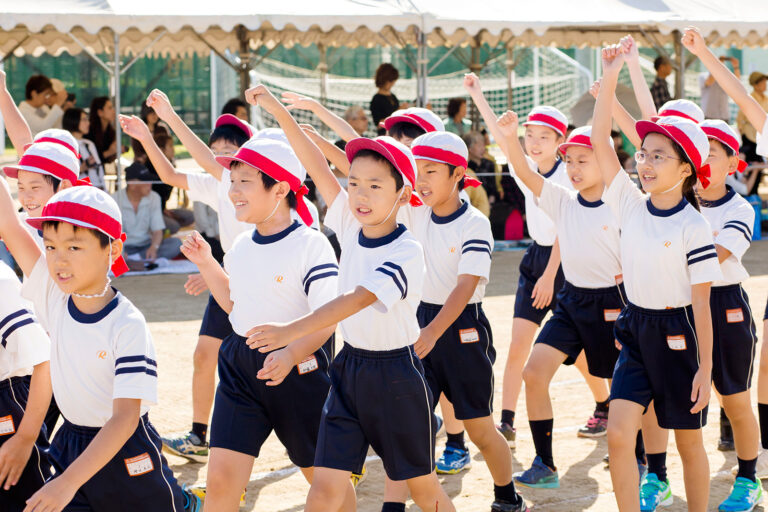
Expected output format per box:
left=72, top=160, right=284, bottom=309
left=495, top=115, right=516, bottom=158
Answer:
left=17, top=75, right=67, bottom=135
left=700, top=56, right=741, bottom=122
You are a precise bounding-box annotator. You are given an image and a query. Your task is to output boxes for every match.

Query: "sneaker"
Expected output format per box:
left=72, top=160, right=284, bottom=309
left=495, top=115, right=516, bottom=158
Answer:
left=435, top=414, right=445, bottom=436
left=351, top=465, right=367, bottom=488
left=719, top=415, right=735, bottom=452
left=732, top=450, right=768, bottom=478
left=513, top=456, right=559, bottom=489
left=186, top=484, right=246, bottom=508
left=183, top=486, right=203, bottom=511
left=638, top=461, right=648, bottom=485
left=578, top=410, right=608, bottom=438
left=603, top=453, right=610, bottom=466
left=492, top=494, right=530, bottom=511
left=718, top=477, right=762, bottom=512
left=162, top=432, right=209, bottom=463
left=497, top=422, right=516, bottom=449
left=639, top=473, right=673, bottom=511
left=436, top=446, right=472, bottom=474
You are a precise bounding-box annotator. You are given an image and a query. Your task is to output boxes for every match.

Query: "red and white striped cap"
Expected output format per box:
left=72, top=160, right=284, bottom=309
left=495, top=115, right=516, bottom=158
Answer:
left=558, top=125, right=614, bottom=153
left=345, top=136, right=422, bottom=206
left=700, top=119, right=748, bottom=174
left=653, top=99, right=704, bottom=124
left=523, top=106, right=568, bottom=137
left=383, top=107, right=445, bottom=134
left=411, top=131, right=482, bottom=189
left=3, top=142, right=80, bottom=182
left=636, top=116, right=711, bottom=187
left=214, top=138, right=314, bottom=226
left=23, top=129, right=80, bottom=158
left=214, top=113, right=255, bottom=139
left=25, top=186, right=129, bottom=277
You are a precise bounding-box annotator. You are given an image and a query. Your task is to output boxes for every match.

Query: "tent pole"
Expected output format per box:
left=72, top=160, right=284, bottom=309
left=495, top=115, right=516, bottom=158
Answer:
left=506, top=47, right=515, bottom=110
left=68, top=31, right=112, bottom=74
left=673, top=29, right=685, bottom=99
left=417, top=29, right=427, bottom=107
left=113, top=32, right=123, bottom=190
left=318, top=43, right=328, bottom=106
left=469, top=43, right=483, bottom=130
left=210, top=51, right=217, bottom=130
left=237, top=25, right=250, bottom=98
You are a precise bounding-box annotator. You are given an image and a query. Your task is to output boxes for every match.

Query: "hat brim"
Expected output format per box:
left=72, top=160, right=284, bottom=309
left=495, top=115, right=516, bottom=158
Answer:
left=2, top=165, right=59, bottom=180
left=558, top=142, right=592, bottom=153
left=26, top=215, right=102, bottom=234
left=345, top=138, right=400, bottom=171
left=636, top=120, right=699, bottom=167
left=383, top=115, right=422, bottom=132
left=522, top=120, right=565, bottom=136
left=214, top=155, right=257, bottom=171
left=215, top=114, right=255, bottom=138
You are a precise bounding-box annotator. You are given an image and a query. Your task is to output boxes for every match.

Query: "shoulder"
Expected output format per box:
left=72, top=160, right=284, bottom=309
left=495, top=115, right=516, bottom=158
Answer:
left=0, top=263, right=21, bottom=296
left=464, top=205, right=493, bottom=233
left=114, top=297, right=151, bottom=338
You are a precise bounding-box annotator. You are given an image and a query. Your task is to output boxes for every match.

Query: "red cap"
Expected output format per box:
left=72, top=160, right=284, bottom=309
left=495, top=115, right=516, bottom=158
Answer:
left=345, top=136, right=422, bottom=206
left=523, top=106, right=568, bottom=137
left=652, top=100, right=704, bottom=124
left=557, top=125, right=614, bottom=154
left=4, top=142, right=80, bottom=183
left=636, top=116, right=711, bottom=188
left=700, top=119, right=748, bottom=175
left=214, top=114, right=255, bottom=139
left=23, top=129, right=80, bottom=159
left=383, top=108, right=444, bottom=134
left=411, top=131, right=482, bottom=189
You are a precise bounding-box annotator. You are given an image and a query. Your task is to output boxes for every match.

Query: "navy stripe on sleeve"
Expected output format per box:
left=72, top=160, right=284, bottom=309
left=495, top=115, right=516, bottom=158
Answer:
left=722, top=223, right=751, bottom=243
left=115, top=355, right=157, bottom=368
left=1, top=317, right=36, bottom=348
left=303, top=263, right=339, bottom=287
left=115, top=366, right=158, bottom=377
left=381, top=262, right=408, bottom=298
left=724, top=219, right=752, bottom=235
left=461, top=246, right=492, bottom=257
left=688, top=252, right=718, bottom=266
left=304, top=271, right=339, bottom=294
left=462, top=239, right=492, bottom=250
left=0, top=309, right=30, bottom=332
left=375, top=266, right=407, bottom=300
left=686, top=244, right=716, bottom=259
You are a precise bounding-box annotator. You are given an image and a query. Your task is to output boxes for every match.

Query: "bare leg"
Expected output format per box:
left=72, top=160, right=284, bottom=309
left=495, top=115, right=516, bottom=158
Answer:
left=406, top=472, right=455, bottom=512
left=300, top=467, right=357, bottom=512
left=204, top=448, right=253, bottom=512
left=501, top=318, right=540, bottom=412
left=721, top=391, right=759, bottom=461
left=192, top=335, right=223, bottom=426
left=607, top=399, right=644, bottom=511
left=673, top=428, right=709, bottom=512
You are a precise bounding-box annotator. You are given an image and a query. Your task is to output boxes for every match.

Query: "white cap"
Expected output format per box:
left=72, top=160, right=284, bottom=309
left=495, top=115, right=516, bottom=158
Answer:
left=383, top=107, right=445, bottom=133
left=25, top=128, right=80, bottom=158
left=655, top=99, right=704, bottom=124
left=3, top=142, right=80, bottom=182
left=523, top=106, right=568, bottom=137
left=411, top=131, right=469, bottom=168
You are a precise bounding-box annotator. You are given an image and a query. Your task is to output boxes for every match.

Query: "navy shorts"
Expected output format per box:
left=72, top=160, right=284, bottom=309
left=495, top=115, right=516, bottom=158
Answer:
left=50, top=415, right=185, bottom=511
left=198, top=294, right=233, bottom=340
left=513, top=242, right=566, bottom=325
left=712, top=284, right=758, bottom=396
left=419, top=302, right=496, bottom=420
left=0, top=377, right=51, bottom=512
left=210, top=333, right=332, bottom=467
left=536, top=282, right=625, bottom=378
left=611, top=303, right=708, bottom=430
left=314, top=343, right=437, bottom=481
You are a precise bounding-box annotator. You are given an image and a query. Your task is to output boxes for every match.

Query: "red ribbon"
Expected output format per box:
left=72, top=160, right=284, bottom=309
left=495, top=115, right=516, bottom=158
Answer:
left=463, top=176, right=482, bottom=188
left=697, top=164, right=712, bottom=189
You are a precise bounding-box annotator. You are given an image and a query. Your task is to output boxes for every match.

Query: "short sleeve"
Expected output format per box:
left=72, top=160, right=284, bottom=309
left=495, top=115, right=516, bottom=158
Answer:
left=458, top=215, right=493, bottom=284
left=185, top=171, right=220, bottom=210
left=21, top=256, right=63, bottom=327
left=148, top=193, right=166, bottom=232
left=324, top=189, right=359, bottom=245
left=112, top=316, right=158, bottom=405
left=359, top=240, right=425, bottom=313
left=602, top=169, right=645, bottom=226
left=302, top=235, right=339, bottom=310
left=756, top=116, right=768, bottom=157
left=715, top=202, right=755, bottom=261
left=537, top=179, right=571, bottom=223
left=507, top=156, right=537, bottom=199
left=685, top=217, right=723, bottom=285
left=0, top=268, right=50, bottom=370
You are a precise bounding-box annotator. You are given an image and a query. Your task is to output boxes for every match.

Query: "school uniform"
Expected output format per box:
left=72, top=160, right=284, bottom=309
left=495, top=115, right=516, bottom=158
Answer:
left=604, top=171, right=722, bottom=429
left=22, top=257, right=187, bottom=511
left=19, top=212, right=44, bottom=252
left=210, top=221, right=338, bottom=467
left=0, top=262, right=52, bottom=512
left=701, top=187, right=758, bottom=395
left=316, top=190, right=435, bottom=480
left=533, top=180, right=624, bottom=378
left=508, top=156, right=570, bottom=325
left=399, top=200, right=495, bottom=420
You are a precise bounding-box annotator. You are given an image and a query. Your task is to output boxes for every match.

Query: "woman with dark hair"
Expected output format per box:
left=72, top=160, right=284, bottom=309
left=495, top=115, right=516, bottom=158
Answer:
left=62, top=107, right=106, bottom=189
left=85, top=96, right=118, bottom=163
left=370, top=63, right=402, bottom=135
left=444, top=97, right=472, bottom=136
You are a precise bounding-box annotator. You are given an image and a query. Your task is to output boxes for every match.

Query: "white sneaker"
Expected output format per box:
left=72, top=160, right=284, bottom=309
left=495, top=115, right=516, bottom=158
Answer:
left=731, top=450, right=768, bottom=479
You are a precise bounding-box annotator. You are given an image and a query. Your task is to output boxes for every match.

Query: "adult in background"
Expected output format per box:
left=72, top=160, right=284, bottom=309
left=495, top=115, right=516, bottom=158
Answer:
left=700, top=55, right=740, bottom=122
left=86, top=96, right=118, bottom=163
left=370, top=63, right=402, bottom=135
left=221, top=98, right=249, bottom=120
left=113, top=161, right=182, bottom=260
left=443, top=97, right=472, bottom=136
left=18, top=74, right=67, bottom=135
left=463, top=130, right=500, bottom=203
left=334, top=105, right=369, bottom=150
left=737, top=71, right=768, bottom=163
left=62, top=107, right=106, bottom=190
left=650, top=55, right=673, bottom=109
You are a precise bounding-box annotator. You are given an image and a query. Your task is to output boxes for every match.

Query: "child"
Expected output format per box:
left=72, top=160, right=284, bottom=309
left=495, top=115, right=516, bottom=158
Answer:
left=179, top=136, right=351, bottom=511
left=0, top=260, right=53, bottom=512
left=0, top=183, right=200, bottom=511
left=245, top=84, right=455, bottom=512
left=464, top=73, right=611, bottom=444
left=494, top=119, right=627, bottom=490
left=594, top=44, right=720, bottom=512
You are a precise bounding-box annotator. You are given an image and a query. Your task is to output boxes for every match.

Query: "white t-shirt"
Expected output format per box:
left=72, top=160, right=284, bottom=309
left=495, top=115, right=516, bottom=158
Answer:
left=603, top=171, right=722, bottom=309
left=757, top=117, right=768, bottom=158
left=18, top=101, right=63, bottom=135
left=0, top=262, right=50, bottom=380
left=700, top=187, right=754, bottom=287
left=225, top=221, right=338, bottom=338
left=398, top=201, right=492, bottom=304
left=325, top=190, right=425, bottom=351
left=185, top=168, right=320, bottom=252
left=19, top=211, right=44, bottom=251
left=508, top=157, right=573, bottom=246
left=22, top=257, right=158, bottom=427
left=77, top=138, right=106, bottom=190
left=537, top=180, right=622, bottom=289
left=699, top=73, right=730, bottom=121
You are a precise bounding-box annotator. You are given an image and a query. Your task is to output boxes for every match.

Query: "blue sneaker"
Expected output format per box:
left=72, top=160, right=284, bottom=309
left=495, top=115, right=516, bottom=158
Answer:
left=639, top=473, right=673, bottom=511
left=162, top=432, right=208, bottom=463
left=435, top=446, right=471, bottom=474
left=435, top=414, right=444, bottom=436
left=638, top=461, right=648, bottom=485
left=718, top=477, right=763, bottom=512
left=513, top=456, right=559, bottom=489
left=182, top=485, right=203, bottom=511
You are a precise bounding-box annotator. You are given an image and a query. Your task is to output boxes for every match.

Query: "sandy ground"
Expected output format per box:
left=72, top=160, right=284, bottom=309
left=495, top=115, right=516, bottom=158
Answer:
left=111, top=242, right=768, bottom=511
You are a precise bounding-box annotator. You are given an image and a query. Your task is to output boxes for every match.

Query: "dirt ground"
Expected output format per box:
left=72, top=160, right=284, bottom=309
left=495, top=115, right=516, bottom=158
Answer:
left=112, top=242, right=768, bottom=511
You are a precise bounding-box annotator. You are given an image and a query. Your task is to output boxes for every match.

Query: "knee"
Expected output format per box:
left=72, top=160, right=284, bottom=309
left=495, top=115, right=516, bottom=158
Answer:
left=522, top=363, right=546, bottom=389
left=193, top=338, right=218, bottom=371
left=307, top=479, right=344, bottom=505
left=674, top=434, right=703, bottom=458
left=409, top=479, right=440, bottom=508
left=205, top=464, right=238, bottom=493
left=607, top=422, right=634, bottom=453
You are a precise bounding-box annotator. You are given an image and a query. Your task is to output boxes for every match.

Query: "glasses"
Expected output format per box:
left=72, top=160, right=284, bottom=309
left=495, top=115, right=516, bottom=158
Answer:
left=634, top=151, right=681, bottom=165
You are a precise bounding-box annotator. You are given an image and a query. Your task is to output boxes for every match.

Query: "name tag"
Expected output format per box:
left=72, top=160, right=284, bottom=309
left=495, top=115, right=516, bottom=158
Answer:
left=726, top=308, right=744, bottom=323
left=297, top=355, right=319, bottom=375
left=125, top=453, right=154, bottom=477
left=0, top=415, right=15, bottom=436
left=459, top=328, right=480, bottom=344
left=604, top=309, right=621, bottom=322
left=667, top=335, right=687, bottom=351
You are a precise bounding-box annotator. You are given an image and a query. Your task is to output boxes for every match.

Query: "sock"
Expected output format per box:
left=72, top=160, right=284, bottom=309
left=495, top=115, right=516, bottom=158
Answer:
left=736, top=457, right=758, bottom=483
left=381, top=503, right=406, bottom=512
left=758, top=403, right=768, bottom=450
left=501, top=409, right=515, bottom=427
left=529, top=419, right=555, bottom=470
left=446, top=431, right=467, bottom=451
left=635, top=430, right=646, bottom=465
left=646, top=452, right=667, bottom=482
left=494, top=481, right=520, bottom=504
left=595, top=399, right=610, bottom=414
left=191, top=422, right=208, bottom=444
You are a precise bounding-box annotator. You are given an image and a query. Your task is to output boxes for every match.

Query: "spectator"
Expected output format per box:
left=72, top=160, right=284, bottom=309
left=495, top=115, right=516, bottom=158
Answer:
left=334, top=106, right=369, bottom=150
left=443, top=97, right=472, bottom=136
left=221, top=98, right=249, bottom=121
left=86, top=96, right=118, bottom=163
left=62, top=108, right=106, bottom=190
left=113, top=162, right=182, bottom=260
left=700, top=56, right=740, bottom=122
left=192, top=202, right=224, bottom=263
left=737, top=71, right=768, bottom=163
left=462, top=131, right=500, bottom=203
left=141, top=102, right=170, bottom=136
left=651, top=56, right=673, bottom=109
left=463, top=167, right=491, bottom=216
left=63, top=91, right=76, bottom=112
left=370, top=63, right=401, bottom=135
left=18, top=75, right=67, bottom=135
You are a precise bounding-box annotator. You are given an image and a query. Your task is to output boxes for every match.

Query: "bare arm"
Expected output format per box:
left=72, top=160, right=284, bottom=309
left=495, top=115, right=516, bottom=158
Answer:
left=0, top=177, right=43, bottom=276
left=593, top=46, right=626, bottom=187
left=690, top=282, right=713, bottom=413
left=590, top=79, right=642, bottom=148
left=621, top=35, right=657, bottom=120
left=301, top=125, right=351, bottom=175
left=282, top=93, right=360, bottom=142
left=463, top=73, right=509, bottom=156
left=181, top=232, right=233, bottom=313
left=119, top=115, right=188, bottom=190
left=496, top=111, right=544, bottom=197
left=0, top=71, right=32, bottom=154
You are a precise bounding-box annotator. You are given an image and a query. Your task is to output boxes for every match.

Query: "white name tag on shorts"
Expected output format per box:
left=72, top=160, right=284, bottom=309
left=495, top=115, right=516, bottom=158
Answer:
left=125, top=453, right=154, bottom=477
left=297, top=355, right=318, bottom=375
left=603, top=309, right=621, bottom=322
left=667, top=335, right=687, bottom=351
left=459, top=328, right=480, bottom=344
left=726, top=308, right=744, bottom=323
left=0, top=415, right=15, bottom=436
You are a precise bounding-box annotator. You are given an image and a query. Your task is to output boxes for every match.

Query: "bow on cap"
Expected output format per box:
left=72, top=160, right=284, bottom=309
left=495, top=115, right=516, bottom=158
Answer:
left=697, top=164, right=712, bottom=189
